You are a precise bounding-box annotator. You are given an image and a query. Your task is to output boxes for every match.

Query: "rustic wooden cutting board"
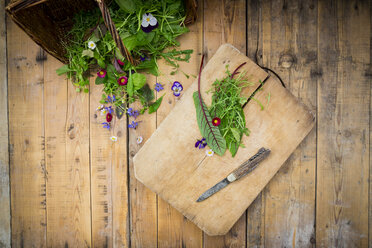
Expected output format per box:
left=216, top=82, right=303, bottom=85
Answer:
left=134, top=44, right=315, bottom=236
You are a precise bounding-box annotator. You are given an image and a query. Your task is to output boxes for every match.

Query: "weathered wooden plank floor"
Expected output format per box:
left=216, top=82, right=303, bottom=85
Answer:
left=0, top=0, right=371, bottom=247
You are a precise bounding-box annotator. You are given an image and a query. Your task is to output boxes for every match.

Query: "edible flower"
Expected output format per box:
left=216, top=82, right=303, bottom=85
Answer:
left=141, top=13, right=158, bottom=33
left=96, top=105, right=104, bottom=111
left=88, top=41, right=96, bottom=50
left=117, top=59, right=125, bottom=66
left=97, top=69, right=106, bottom=78
left=206, top=149, right=214, bottom=157
left=110, top=136, right=118, bottom=142
left=127, top=108, right=139, bottom=119
left=155, top=82, right=164, bottom=92
left=106, top=95, right=116, bottom=103
left=102, top=122, right=110, bottom=130
left=195, top=138, right=207, bottom=149
left=105, top=106, right=113, bottom=114
left=106, top=113, right=113, bottom=122
left=100, top=108, right=107, bottom=116
left=136, top=136, right=143, bottom=144
left=118, top=76, right=128, bottom=86
left=212, top=117, right=221, bottom=126
left=171, top=81, right=183, bottom=97
left=128, top=120, right=139, bottom=129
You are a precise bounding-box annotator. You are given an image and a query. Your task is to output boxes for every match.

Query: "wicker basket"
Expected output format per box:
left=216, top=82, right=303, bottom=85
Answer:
left=6, top=0, right=197, bottom=64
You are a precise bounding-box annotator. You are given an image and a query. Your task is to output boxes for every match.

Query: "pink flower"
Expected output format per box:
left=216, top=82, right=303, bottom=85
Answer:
left=97, top=69, right=106, bottom=78
left=117, top=59, right=125, bottom=66
left=118, top=76, right=128, bottom=86
left=212, top=117, right=221, bottom=126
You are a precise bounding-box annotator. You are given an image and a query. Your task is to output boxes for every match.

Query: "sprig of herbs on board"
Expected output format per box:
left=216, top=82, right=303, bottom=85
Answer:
left=194, top=62, right=257, bottom=157
left=56, top=0, right=193, bottom=115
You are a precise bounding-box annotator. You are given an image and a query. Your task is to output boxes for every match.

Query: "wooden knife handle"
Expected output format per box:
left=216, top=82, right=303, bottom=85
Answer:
left=226, top=148, right=271, bottom=182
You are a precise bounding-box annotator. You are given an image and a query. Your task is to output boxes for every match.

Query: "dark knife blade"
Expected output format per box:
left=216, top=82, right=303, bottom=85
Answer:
left=196, top=178, right=230, bottom=202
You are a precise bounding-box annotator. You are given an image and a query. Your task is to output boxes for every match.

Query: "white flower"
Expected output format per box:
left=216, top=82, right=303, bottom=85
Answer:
left=100, top=108, right=107, bottom=116
left=136, top=136, right=143, bottom=144
left=141, top=13, right=157, bottom=28
left=88, top=41, right=96, bottom=50
left=110, top=136, right=118, bottom=142
left=96, top=105, right=104, bottom=111
left=206, top=149, right=214, bottom=157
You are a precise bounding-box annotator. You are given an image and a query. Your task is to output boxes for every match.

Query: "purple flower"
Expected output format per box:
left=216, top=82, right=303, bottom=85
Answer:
left=105, top=106, right=113, bottom=114
left=102, top=122, right=110, bottom=129
left=106, top=95, right=116, bottom=103
left=141, top=13, right=158, bottom=33
left=171, top=81, right=183, bottom=97
left=195, top=138, right=207, bottom=149
left=127, top=108, right=139, bottom=118
left=155, top=82, right=164, bottom=92
left=128, top=120, right=139, bottom=129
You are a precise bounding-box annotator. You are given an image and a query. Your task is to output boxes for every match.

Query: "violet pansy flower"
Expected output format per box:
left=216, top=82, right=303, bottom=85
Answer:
left=195, top=138, right=207, bottom=149
left=171, top=81, right=183, bottom=97
left=141, top=13, right=158, bottom=33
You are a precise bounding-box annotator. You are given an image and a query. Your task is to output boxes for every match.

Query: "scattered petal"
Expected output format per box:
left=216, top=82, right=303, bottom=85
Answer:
left=102, top=122, right=110, bottom=129
left=101, top=108, right=107, bottom=116
left=206, top=149, right=214, bottom=157
left=128, top=120, right=139, bottom=129
left=136, top=136, right=143, bottom=144
left=117, top=59, right=125, bottom=66
left=110, top=136, right=118, bottom=142
left=96, top=105, right=104, bottom=111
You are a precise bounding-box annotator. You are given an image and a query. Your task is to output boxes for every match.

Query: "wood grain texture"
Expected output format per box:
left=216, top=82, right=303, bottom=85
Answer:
left=7, top=21, right=46, bottom=247
left=316, top=0, right=370, bottom=247
left=90, top=78, right=129, bottom=247
left=0, top=0, right=10, bottom=246
left=202, top=0, right=248, bottom=245
left=260, top=0, right=317, bottom=247
left=133, top=44, right=316, bottom=236
left=156, top=1, right=203, bottom=247
left=129, top=78, right=157, bottom=248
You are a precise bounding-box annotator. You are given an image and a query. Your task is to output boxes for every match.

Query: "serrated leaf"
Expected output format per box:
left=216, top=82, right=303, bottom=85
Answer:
left=148, top=95, right=164, bottom=114
left=193, top=91, right=226, bottom=156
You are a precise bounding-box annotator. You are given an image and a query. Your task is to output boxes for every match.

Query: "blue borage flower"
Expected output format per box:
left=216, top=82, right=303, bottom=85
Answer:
left=106, top=95, right=116, bottom=103
left=105, top=106, right=113, bottom=114
left=171, top=81, right=183, bottom=97
left=155, top=82, right=164, bottom=92
left=195, top=138, right=207, bottom=149
left=127, top=108, right=139, bottom=119
left=128, top=120, right=139, bottom=129
left=102, top=122, right=111, bottom=130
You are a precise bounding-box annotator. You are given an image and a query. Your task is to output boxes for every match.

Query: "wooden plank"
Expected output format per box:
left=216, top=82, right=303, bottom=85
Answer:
left=246, top=0, right=265, bottom=246
left=129, top=77, right=157, bottom=248
left=0, top=0, right=11, bottom=246
left=7, top=21, right=46, bottom=247
left=156, top=1, right=203, bottom=247
left=90, top=78, right=129, bottom=247
left=260, top=0, right=317, bottom=246
left=203, top=0, right=247, bottom=246
left=316, top=0, right=370, bottom=247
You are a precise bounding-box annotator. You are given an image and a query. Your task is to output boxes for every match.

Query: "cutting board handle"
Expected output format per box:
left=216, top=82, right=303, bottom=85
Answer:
left=227, top=148, right=271, bottom=182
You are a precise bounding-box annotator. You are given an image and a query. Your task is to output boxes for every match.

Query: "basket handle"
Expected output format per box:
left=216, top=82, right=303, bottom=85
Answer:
left=96, top=0, right=137, bottom=66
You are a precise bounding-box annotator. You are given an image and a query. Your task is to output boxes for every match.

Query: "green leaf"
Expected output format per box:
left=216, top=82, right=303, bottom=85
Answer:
left=148, top=95, right=164, bottom=114
left=56, top=65, right=70, bottom=75
left=95, top=76, right=107, bottom=85
left=82, top=49, right=94, bottom=58
left=97, top=58, right=106, bottom=68
left=127, top=75, right=134, bottom=97
left=114, top=0, right=136, bottom=13
left=230, top=128, right=241, bottom=142
left=193, top=91, right=226, bottom=156
left=138, top=84, right=155, bottom=103
left=131, top=73, right=146, bottom=90
left=122, top=35, right=138, bottom=51
left=136, top=31, right=155, bottom=46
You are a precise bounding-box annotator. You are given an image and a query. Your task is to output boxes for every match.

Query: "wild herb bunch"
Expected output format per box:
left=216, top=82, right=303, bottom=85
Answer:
left=57, top=0, right=192, bottom=115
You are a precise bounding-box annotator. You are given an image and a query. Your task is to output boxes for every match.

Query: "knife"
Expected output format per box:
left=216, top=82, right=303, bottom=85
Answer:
left=196, top=147, right=271, bottom=202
